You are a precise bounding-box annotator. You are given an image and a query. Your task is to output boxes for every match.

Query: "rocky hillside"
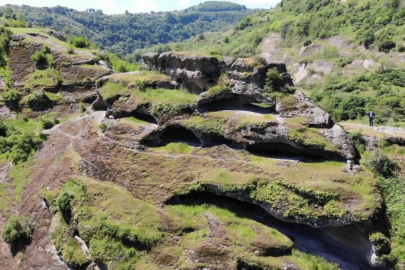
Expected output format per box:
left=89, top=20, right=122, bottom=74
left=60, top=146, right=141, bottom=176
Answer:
left=0, top=23, right=402, bottom=269
left=136, top=0, right=405, bottom=128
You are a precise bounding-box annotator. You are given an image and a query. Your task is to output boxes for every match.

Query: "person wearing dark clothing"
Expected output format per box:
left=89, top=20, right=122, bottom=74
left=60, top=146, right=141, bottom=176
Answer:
left=368, top=111, right=375, bottom=127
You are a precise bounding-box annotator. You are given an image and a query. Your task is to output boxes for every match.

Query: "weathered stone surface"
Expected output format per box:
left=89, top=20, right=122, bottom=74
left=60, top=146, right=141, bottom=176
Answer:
left=92, top=90, right=107, bottom=111
left=9, top=35, right=41, bottom=84
left=143, top=52, right=221, bottom=94
left=277, top=92, right=333, bottom=128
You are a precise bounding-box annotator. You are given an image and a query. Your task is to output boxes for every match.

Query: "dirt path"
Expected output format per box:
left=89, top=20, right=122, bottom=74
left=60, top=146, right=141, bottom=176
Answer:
left=340, top=122, right=405, bottom=137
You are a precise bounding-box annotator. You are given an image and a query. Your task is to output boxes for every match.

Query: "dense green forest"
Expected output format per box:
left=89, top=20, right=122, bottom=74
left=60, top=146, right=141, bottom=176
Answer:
left=0, top=1, right=257, bottom=57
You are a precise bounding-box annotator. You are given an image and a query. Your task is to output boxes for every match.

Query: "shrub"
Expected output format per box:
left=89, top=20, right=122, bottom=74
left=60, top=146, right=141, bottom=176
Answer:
left=2, top=89, right=21, bottom=110
left=79, top=102, right=86, bottom=113
left=369, top=232, right=391, bottom=255
left=67, top=46, right=75, bottom=54
left=24, top=90, right=52, bottom=109
left=135, top=79, right=148, bottom=91
left=116, top=64, right=127, bottom=73
left=57, top=191, right=74, bottom=215
left=340, top=96, right=366, bottom=120
left=40, top=112, right=59, bottom=129
left=2, top=215, right=33, bottom=244
left=31, top=50, right=47, bottom=64
left=366, top=150, right=397, bottom=177
left=265, top=68, right=284, bottom=92
left=68, top=36, right=91, bottom=48
left=379, top=40, right=396, bottom=53
left=31, top=46, right=55, bottom=67
left=303, top=39, right=312, bottom=46
left=0, top=120, right=6, bottom=136
left=99, top=123, right=109, bottom=133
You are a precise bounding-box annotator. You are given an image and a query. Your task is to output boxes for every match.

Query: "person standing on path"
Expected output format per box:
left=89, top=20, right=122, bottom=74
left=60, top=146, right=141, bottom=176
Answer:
left=368, top=111, right=375, bottom=127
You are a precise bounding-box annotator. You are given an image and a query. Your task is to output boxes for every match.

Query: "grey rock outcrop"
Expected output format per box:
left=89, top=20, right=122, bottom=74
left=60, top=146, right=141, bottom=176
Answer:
left=277, top=92, right=333, bottom=128
left=143, top=52, right=221, bottom=94
left=92, top=90, right=108, bottom=111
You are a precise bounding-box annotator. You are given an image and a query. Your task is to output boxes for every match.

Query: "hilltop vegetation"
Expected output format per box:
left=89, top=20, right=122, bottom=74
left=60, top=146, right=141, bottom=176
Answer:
left=0, top=1, right=257, bottom=57
left=140, top=0, right=405, bottom=127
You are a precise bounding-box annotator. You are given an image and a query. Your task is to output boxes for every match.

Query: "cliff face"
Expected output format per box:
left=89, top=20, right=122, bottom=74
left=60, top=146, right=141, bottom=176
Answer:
left=120, top=52, right=359, bottom=162
left=0, top=43, right=384, bottom=270
left=3, top=31, right=112, bottom=115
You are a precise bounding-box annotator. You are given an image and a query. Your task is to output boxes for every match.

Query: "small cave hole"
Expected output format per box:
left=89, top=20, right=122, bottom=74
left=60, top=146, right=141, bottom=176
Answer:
left=198, top=98, right=275, bottom=114
left=163, top=126, right=201, bottom=146
left=202, top=135, right=233, bottom=147
left=128, top=111, right=158, bottom=124
left=245, top=142, right=346, bottom=162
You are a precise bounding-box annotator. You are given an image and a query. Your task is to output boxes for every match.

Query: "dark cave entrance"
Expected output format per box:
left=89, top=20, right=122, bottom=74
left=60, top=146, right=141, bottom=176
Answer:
left=166, top=191, right=380, bottom=270
left=128, top=111, right=158, bottom=124
left=163, top=126, right=201, bottom=146
left=245, top=142, right=346, bottom=162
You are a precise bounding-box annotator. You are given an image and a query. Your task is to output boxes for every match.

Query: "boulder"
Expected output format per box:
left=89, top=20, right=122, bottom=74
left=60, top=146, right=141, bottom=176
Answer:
left=277, top=92, right=333, bottom=128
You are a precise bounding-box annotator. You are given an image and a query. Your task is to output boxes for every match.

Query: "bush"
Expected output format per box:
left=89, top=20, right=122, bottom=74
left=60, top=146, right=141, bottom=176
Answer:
left=57, top=191, right=74, bottom=215
left=68, top=36, right=91, bottom=48
left=369, top=232, right=391, bottom=255
left=24, top=90, right=52, bottom=109
left=366, top=150, right=397, bottom=177
left=0, top=120, right=6, bottom=137
left=2, top=89, right=21, bottom=110
left=265, top=68, right=284, bottom=92
left=67, top=46, right=75, bottom=54
left=2, top=215, right=33, bottom=244
left=31, top=46, right=54, bottom=67
left=379, top=40, right=396, bottom=53
left=303, top=39, right=312, bottom=46
left=40, top=112, right=59, bottom=129
left=31, top=50, right=47, bottom=64
left=99, top=123, right=109, bottom=133
left=340, top=96, right=366, bottom=120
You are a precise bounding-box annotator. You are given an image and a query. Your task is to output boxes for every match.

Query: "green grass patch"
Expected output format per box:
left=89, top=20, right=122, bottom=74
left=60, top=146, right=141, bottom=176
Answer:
left=125, top=116, right=150, bottom=124
left=107, top=71, right=169, bottom=86
left=237, top=114, right=275, bottom=130
left=153, top=143, right=193, bottom=154
left=62, top=238, right=91, bottom=268
left=46, top=178, right=164, bottom=269
left=22, top=68, right=62, bottom=89
left=182, top=115, right=227, bottom=136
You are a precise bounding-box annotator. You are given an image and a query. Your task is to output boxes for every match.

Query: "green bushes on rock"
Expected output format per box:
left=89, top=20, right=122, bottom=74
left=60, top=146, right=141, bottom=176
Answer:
left=2, top=89, right=21, bottom=110
left=55, top=179, right=86, bottom=216
left=31, top=45, right=55, bottom=67
left=68, top=36, right=91, bottom=48
left=0, top=116, right=44, bottom=164
left=62, top=238, right=91, bottom=268
left=2, top=215, right=33, bottom=245
left=369, top=232, right=391, bottom=255
left=40, top=112, right=59, bottom=129
left=378, top=40, right=396, bottom=53
left=365, top=150, right=397, bottom=178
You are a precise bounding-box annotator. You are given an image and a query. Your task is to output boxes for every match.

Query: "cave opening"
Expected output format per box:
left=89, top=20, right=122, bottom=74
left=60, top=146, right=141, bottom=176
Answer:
left=202, top=135, right=233, bottom=147
left=245, top=142, right=346, bottom=162
left=166, top=191, right=379, bottom=270
left=128, top=111, right=158, bottom=124
left=163, top=126, right=201, bottom=146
